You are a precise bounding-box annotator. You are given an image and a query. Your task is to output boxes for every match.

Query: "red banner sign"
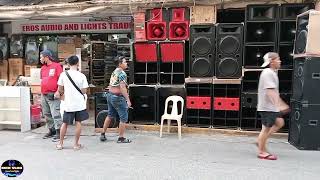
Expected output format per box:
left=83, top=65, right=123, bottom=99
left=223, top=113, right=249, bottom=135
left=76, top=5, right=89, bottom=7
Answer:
left=20, top=21, right=132, bottom=33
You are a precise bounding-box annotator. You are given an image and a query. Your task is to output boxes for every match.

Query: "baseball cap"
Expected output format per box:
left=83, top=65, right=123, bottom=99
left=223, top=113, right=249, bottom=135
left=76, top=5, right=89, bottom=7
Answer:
left=40, top=49, right=53, bottom=60
left=261, top=53, right=271, bottom=67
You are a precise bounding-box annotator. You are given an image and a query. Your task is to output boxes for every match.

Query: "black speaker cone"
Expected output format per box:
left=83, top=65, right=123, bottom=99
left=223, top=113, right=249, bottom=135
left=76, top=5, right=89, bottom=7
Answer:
left=218, top=58, right=239, bottom=77
left=219, top=36, right=239, bottom=55
left=193, top=37, right=212, bottom=56
left=296, top=30, right=307, bottom=54
left=192, top=57, right=211, bottom=76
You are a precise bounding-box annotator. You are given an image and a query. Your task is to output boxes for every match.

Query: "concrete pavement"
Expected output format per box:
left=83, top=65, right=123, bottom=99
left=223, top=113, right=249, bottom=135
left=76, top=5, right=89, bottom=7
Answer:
left=0, top=126, right=319, bottom=180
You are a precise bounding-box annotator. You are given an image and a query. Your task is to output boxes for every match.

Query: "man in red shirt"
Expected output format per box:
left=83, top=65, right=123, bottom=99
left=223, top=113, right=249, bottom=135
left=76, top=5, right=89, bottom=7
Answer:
left=40, top=50, right=63, bottom=142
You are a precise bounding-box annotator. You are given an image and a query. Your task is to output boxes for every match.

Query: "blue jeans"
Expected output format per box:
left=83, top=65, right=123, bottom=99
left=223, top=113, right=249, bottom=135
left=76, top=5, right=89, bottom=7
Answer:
left=107, top=92, right=128, bottom=123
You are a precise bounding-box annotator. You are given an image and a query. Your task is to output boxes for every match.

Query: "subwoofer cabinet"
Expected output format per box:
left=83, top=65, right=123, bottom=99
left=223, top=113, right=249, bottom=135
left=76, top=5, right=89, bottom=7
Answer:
left=289, top=101, right=320, bottom=150
left=292, top=57, right=320, bottom=104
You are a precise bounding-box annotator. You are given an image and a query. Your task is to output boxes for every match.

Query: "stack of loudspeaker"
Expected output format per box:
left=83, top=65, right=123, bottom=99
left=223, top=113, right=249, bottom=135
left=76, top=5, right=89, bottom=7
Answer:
left=289, top=10, right=320, bottom=150
left=241, top=4, right=312, bottom=131
left=25, top=36, right=40, bottom=65
left=130, top=7, right=189, bottom=124
left=91, top=42, right=107, bottom=87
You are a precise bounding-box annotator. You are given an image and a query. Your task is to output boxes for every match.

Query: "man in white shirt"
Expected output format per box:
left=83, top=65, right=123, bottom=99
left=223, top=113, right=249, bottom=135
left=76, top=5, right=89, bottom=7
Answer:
left=257, top=52, right=290, bottom=160
left=55, top=56, right=89, bottom=150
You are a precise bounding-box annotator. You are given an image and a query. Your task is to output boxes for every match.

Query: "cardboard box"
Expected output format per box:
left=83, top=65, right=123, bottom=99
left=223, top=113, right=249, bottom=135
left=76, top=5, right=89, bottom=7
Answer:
left=0, top=60, right=8, bottom=80
left=58, top=36, right=74, bottom=44
left=30, top=68, right=41, bottom=85
left=31, top=85, right=41, bottom=94
left=8, top=58, right=24, bottom=83
left=190, top=6, right=217, bottom=25
left=74, top=37, right=82, bottom=48
left=24, top=65, right=38, bottom=77
left=58, top=44, right=76, bottom=60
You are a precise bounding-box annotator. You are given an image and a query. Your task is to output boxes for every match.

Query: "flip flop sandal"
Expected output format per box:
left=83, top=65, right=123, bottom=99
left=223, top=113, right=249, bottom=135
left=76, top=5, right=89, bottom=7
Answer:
left=258, top=154, right=277, bottom=160
left=56, top=144, right=63, bottom=150
left=73, top=144, right=83, bottom=151
left=117, top=138, right=132, bottom=143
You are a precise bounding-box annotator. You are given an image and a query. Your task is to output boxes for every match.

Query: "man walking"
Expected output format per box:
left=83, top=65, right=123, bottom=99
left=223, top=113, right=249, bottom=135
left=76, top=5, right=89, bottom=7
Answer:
left=100, top=56, right=132, bottom=143
left=257, top=52, right=290, bottom=160
left=56, top=56, right=89, bottom=150
left=40, top=50, right=63, bottom=142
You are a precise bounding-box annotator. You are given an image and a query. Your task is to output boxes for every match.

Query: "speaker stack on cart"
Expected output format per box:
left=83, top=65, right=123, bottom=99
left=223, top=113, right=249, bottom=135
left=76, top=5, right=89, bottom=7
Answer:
left=289, top=10, right=320, bottom=150
left=182, top=6, right=216, bottom=128
left=130, top=7, right=189, bottom=124
left=240, top=4, right=303, bottom=132
left=242, top=4, right=278, bottom=130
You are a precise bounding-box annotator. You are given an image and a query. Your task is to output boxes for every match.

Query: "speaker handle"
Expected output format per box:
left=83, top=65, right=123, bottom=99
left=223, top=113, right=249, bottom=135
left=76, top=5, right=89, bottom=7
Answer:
left=309, top=120, right=318, bottom=126
left=219, top=26, right=242, bottom=34
left=312, top=73, right=320, bottom=79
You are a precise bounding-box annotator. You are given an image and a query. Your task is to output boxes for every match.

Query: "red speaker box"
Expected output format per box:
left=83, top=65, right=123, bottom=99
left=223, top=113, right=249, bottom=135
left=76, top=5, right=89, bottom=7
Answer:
left=146, top=8, right=167, bottom=40
left=169, top=8, right=189, bottom=40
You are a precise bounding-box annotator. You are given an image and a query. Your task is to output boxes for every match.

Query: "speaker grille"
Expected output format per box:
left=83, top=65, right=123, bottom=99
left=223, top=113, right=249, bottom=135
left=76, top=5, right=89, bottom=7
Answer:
left=193, top=37, right=212, bottom=55
left=296, top=30, right=307, bottom=54
left=219, top=36, right=240, bottom=55
left=218, top=58, right=239, bottom=77
left=192, top=57, right=212, bottom=77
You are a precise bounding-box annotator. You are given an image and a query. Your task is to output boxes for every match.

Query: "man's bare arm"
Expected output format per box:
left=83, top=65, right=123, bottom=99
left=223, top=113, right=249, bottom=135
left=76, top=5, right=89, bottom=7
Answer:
left=119, top=82, right=130, bottom=101
left=266, top=88, right=280, bottom=108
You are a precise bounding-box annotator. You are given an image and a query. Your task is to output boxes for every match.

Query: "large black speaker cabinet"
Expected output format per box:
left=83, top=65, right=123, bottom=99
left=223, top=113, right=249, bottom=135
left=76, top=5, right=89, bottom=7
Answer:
left=10, top=35, right=24, bottom=58
left=157, top=85, right=186, bottom=123
left=294, top=10, right=320, bottom=56
left=289, top=102, right=320, bottom=150
left=280, top=3, right=314, bottom=20
left=25, top=37, right=39, bottom=65
left=189, top=25, right=215, bottom=77
left=0, top=36, right=8, bottom=61
left=246, top=4, right=278, bottom=21
left=292, top=57, right=320, bottom=104
left=215, top=23, right=243, bottom=78
left=129, top=85, right=157, bottom=124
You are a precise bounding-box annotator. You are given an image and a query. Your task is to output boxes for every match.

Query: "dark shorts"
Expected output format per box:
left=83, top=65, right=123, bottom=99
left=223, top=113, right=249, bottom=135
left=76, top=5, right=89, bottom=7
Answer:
left=259, top=111, right=281, bottom=127
left=107, top=92, right=128, bottom=123
left=63, top=110, right=89, bottom=125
